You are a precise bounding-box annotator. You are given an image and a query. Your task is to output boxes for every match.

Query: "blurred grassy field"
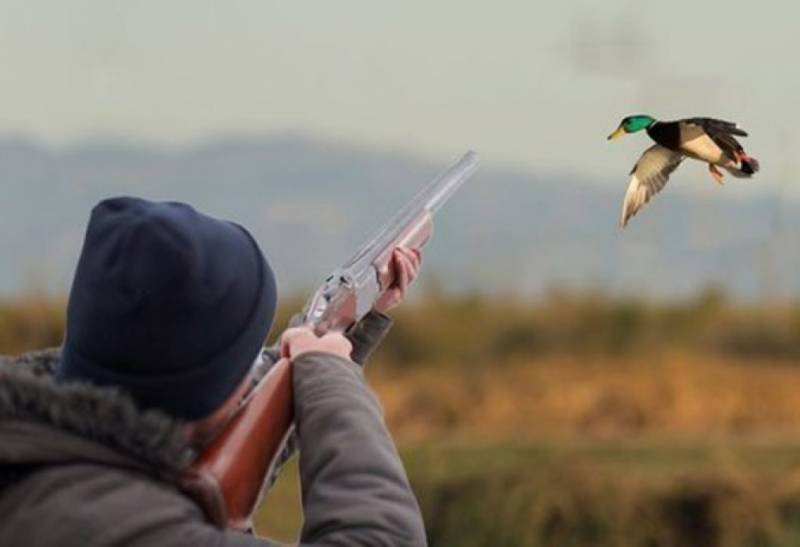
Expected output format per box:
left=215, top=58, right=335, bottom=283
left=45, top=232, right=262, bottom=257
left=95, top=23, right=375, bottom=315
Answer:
left=5, top=290, right=800, bottom=546
left=258, top=439, right=800, bottom=546
left=256, top=353, right=800, bottom=546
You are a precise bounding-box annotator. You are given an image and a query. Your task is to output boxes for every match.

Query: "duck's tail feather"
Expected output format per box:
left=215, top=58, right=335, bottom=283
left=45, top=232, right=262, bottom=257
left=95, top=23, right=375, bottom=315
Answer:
left=726, top=152, right=760, bottom=177
left=725, top=166, right=750, bottom=178
left=740, top=155, right=760, bottom=175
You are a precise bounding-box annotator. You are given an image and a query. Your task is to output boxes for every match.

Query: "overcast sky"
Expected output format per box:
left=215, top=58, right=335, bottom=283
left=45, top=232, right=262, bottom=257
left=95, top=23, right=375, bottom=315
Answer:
left=1, top=0, right=798, bottom=187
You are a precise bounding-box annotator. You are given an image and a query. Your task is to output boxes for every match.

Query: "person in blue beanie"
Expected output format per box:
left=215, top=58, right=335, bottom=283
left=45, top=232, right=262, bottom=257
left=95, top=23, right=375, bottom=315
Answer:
left=0, top=197, right=427, bottom=546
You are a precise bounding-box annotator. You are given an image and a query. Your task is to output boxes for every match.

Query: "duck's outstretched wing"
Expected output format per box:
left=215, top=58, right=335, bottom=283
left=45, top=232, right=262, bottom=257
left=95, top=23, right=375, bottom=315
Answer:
left=683, top=117, right=748, bottom=137
left=620, top=144, right=685, bottom=227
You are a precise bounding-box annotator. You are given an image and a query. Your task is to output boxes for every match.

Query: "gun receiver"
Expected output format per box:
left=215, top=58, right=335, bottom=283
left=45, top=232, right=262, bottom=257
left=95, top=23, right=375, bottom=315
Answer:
left=181, top=150, right=479, bottom=531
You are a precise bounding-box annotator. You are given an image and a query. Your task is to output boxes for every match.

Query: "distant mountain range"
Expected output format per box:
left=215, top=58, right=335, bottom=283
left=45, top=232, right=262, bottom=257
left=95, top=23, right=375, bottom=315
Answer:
left=1, top=134, right=797, bottom=300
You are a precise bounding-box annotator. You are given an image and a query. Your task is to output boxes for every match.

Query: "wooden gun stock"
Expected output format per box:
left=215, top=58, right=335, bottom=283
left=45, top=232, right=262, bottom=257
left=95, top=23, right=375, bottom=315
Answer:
left=181, top=358, right=293, bottom=531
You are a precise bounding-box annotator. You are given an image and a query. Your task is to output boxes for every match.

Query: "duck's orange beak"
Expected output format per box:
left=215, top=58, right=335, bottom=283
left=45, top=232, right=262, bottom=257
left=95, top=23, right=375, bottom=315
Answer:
left=607, top=127, right=626, bottom=141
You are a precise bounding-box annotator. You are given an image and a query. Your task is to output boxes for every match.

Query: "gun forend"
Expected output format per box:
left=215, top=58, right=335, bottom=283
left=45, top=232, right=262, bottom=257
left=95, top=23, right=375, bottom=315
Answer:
left=372, top=210, right=432, bottom=290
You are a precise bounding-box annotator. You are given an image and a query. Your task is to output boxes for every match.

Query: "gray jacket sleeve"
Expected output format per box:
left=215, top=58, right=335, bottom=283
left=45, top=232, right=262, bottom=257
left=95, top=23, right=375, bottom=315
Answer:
left=292, top=351, right=427, bottom=546
left=346, top=310, right=392, bottom=366
left=261, top=311, right=393, bottom=489
left=213, top=314, right=425, bottom=545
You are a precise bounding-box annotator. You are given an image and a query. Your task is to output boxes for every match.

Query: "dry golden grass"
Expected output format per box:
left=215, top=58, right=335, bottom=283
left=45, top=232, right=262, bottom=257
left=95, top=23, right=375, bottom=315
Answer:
left=3, top=293, right=800, bottom=442
left=0, top=294, right=65, bottom=355
left=371, top=353, right=800, bottom=442
left=7, top=295, right=800, bottom=544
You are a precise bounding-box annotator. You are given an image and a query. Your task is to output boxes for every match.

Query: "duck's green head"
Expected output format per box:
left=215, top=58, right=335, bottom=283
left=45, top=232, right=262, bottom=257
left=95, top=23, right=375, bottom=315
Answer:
left=607, top=115, right=656, bottom=140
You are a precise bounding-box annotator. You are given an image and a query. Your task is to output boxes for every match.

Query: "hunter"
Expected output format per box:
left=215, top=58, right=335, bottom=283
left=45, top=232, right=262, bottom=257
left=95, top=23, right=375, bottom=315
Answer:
left=0, top=197, right=427, bottom=546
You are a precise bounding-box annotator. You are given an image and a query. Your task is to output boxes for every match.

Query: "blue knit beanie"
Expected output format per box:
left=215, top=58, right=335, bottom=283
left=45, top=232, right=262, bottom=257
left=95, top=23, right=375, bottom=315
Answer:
left=57, top=197, right=277, bottom=420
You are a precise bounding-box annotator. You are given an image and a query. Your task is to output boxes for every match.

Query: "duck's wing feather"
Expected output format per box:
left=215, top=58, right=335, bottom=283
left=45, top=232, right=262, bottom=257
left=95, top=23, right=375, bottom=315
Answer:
left=679, top=118, right=745, bottom=162
left=683, top=117, right=748, bottom=137
left=620, top=145, right=685, bottom=227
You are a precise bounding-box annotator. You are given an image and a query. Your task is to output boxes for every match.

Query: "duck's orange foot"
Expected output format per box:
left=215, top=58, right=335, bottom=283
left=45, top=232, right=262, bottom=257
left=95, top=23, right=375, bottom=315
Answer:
left=709, top=164, right=724, bottom=185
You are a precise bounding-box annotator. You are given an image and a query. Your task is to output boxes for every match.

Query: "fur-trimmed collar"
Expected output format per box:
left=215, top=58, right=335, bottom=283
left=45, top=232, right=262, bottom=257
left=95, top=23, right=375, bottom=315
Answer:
left=0, top=348, right=194, bottom=480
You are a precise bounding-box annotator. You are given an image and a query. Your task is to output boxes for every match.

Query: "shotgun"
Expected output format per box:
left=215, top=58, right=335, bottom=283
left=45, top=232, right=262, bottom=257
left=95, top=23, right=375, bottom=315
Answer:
left=181, top=150, right=479, bottom=531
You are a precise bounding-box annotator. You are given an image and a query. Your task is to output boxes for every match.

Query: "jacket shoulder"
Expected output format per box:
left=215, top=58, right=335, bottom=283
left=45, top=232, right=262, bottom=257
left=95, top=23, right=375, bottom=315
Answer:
left=0, top=463, right=275, bottom=547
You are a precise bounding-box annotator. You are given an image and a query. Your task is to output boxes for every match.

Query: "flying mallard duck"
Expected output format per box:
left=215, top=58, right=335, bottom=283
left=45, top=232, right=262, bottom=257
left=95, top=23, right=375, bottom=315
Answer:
left=608, top=115, right=759, bottom=227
